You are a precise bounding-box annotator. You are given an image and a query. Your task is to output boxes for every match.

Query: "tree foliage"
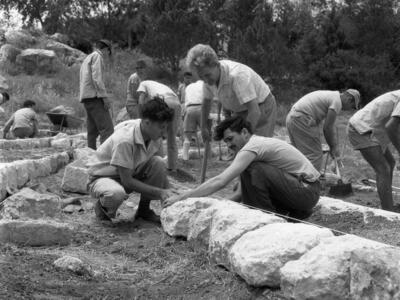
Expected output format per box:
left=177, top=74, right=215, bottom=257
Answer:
left=2, top=0, right=400, bottom=102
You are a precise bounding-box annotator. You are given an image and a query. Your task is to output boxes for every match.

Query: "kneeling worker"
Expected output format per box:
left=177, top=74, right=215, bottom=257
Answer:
left=87, top=97, right=177, bottom=223
left=164, top=116, right=321, bottom=219
left=3, top=100, right=39, bottom=139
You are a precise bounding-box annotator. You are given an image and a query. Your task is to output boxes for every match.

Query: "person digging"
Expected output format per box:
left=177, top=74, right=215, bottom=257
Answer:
left=87, top=97, right=178, bottom=223
left=164, top=116, right=321, bottom=220
left=348, top=89, right=400, bottom=212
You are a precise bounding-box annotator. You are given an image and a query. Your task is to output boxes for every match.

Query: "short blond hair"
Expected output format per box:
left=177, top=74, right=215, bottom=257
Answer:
left=186, top=44, right=219, bottom=70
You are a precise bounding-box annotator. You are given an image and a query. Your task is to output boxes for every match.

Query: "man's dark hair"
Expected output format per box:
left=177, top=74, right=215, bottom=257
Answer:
left=214, top=116, right=253, bottom=141
left=1, top=92, right=9, bottom=102
left=141, top=96, right=174, bottom=123
left=22, top=100, right=36, bottom=108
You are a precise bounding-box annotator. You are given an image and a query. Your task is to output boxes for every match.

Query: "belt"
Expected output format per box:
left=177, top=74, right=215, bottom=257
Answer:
left=186, top=104, right=201, bottom=108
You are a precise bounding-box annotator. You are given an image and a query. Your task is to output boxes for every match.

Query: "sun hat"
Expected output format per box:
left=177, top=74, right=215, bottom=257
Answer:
left=346, top=89, right=361, bottom=109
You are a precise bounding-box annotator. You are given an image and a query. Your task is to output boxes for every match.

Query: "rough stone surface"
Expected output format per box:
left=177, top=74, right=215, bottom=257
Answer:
left=50, top=137, right=72, bottom=149
left=280, top=234, right=388, bottom=300
left=161, top=197, right=221, bottom=237
left=209, top=208, right=285, bottom=268
left=54, top=256, right=91, bottom=275
left=1, top=188, right=61, bottom=220
left=16, top=48, right=59, bottom=74
left=187, top=200, right=243, bottom=244
left=350, top=247, right=400, bottom=300
left=0, top=219, right=72, bottom=246
left=45, top=40, right=85, bottom=66
left=0, top=44, right=21, bottom=64
left=5, top=29, right=35, bottom=49
left=61, top=159, right=89, bottom=194
left=73, top=147, right=95, bottom=161
left=229, top=223, right=334, bottom=287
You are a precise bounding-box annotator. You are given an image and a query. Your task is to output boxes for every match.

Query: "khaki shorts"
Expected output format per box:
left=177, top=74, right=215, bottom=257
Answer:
left=183, top=105, right=201, bottom=133
left=347, top=124, right=389, bottom=152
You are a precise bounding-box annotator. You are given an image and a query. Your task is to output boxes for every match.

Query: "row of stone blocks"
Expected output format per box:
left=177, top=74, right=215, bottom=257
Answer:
left=161, top=197, right=400, bottom=299
left=0, top=133, right=86, bottom=150
left=0, top=151, right=71, bottom=200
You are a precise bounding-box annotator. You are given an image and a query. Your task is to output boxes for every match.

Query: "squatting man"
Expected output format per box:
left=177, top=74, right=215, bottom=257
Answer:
left=164, top=116, right=321, bottom=219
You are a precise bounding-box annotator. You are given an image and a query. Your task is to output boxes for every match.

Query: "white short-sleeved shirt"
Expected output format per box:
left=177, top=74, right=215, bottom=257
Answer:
left=239, top=135, right=320, bottom=182
left=184, top=80, right=204, bottom=107
left=203, top=60, right=271, bottom=112
left=349, top=90, right=400, bottom=134
left=137, top=80, right=177, bottom=102
left=87, top=119, right=162, bottom=178
left=7, top=107, right=37, bottom=130
left=292, top=90, right=342, bottom=124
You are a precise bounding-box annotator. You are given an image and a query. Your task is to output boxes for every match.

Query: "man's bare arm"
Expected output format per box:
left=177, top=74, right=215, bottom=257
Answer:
left=323, top=109, right=339, bottom=158
left=386, top=117, right=400, bottom=155
left=244, top=100, right=261, bottom=132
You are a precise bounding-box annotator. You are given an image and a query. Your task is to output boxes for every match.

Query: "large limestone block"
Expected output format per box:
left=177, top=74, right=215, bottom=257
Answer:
left=16, top=48, right=59, bottom=74
left=50, top=137, right=71, bottom=150
left=0, top=44, right=21, bottom=63
left=45, top=40, right=86, bottom=66
left=0, top=219, right=72, bottom=246
left=13, top=160, right=32, bottom=188
left=161, top=197, right=223, bottom=237
left=229, top=223, right=334, bottom=287
left=73, top=147, right=95, bottom=162
left=350, top=247, right=400, bottom=299
left=1, top=188, right=61, bottom=220
left=61, top=160, right=89, bottom=194
left=187, top=200, right=243, bottom=244
left=280, top=234, right=388, bottom=300
left=209, top=208, right=285, bottom=268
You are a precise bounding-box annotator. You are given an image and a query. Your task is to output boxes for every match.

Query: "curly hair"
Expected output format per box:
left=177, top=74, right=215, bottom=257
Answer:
left=214, top=116, right=253, bottom=141
left=141, top=96, right=174, bottom=123
left=186, top=44, right=219, bottom=70
left=22, top=100, right=36, bottom=108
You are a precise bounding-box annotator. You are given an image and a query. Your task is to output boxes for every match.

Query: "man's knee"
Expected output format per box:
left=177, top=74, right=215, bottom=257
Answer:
left=99, top=186, right=127, bottom=210
left=148, top=156, right=167, bottom=174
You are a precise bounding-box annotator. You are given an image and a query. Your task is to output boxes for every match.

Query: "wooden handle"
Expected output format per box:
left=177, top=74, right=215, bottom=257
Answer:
left=200, top=141, right=210, bottom=183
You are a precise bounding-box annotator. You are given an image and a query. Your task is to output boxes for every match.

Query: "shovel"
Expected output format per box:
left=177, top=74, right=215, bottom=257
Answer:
left=329, top=157, right=353, bottom=197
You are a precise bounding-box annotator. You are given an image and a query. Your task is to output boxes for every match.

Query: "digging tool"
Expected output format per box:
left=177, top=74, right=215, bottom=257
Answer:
left=329, top=157, right=353, bottom=197
left=200, top=140, right=210, bottom=183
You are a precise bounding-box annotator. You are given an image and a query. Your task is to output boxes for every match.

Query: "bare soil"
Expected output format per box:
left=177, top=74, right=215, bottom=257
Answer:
left=2, top=123, right=400, bottom=299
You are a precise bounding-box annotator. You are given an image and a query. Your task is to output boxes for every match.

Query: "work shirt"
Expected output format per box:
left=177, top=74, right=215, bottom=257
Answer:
left=184, top=80, right=204, bottom=107
left=291, top=90, right=342, bottom=124
left=87, top=119, right=162, bottom=178
left=239, top=135, right=320, bottom=182
left=349, top=90, right=400, bottom=134
left=79, top=50, right=107, bottom=101
left=5, top=107, right=37, bottom=131
left=137, top=80, right=178, bottom=103
left=203, top=60, right=271, bottom=112
left=126, top=73, right=141, bottom=106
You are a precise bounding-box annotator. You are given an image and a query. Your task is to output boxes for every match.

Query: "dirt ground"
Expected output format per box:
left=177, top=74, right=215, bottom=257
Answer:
left=2, top=121, right=400, bottom=299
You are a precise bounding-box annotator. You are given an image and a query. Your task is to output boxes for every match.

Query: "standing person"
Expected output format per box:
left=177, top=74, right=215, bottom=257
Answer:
left=164, top=116, right=320, bottom=220
left=177, top=71, right=193, bottom=105
left=186, top=44, right=277, bottom=143
left=3, top=100, right=39, bottom=139
left=347, top=90, right=400, bottom=211
left=79, top=39, right=114, bottom=150
left=182, top=79, right=208, bottom=160
left=137, top=80, right=181, bottom=172
left=126, top=60, right=147, bottom=119
left=87, top=97, right=177, bottom=223
left=286, top=89, right=360, bottom=171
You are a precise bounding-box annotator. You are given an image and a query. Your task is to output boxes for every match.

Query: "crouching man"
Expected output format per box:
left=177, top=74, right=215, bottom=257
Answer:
left=87, top=97, right=177, bottom=223
left=164, top=116, right=321, bottom=219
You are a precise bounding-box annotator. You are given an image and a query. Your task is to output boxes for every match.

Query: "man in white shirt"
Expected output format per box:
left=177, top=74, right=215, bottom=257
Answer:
left=87, top=97, right=177, bottom=223
left=3, top=100, right=39, bottom=139
left=286, top=89, right=360, bottom=171
left=165, top=116, right=320, bottom=219
left=79, top=39, right=114, bottom=150
left=125, top=60, right=147, bottom=119
left=348, top=90, right=400, bottom=211
left=137, top=80, right=181, bottom=172
left=186, top=44, right=277, bottom=143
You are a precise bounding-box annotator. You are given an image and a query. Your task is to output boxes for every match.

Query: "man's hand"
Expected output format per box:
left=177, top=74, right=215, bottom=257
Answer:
left=103, top=97, right=111, bottom=110
left=159, top=188, right=179, bottom=203
left=163, top=193, right=187, bottom=208
left=330, top=147, right=340, bottom=159
left=201, top=128, right=211, bottom=142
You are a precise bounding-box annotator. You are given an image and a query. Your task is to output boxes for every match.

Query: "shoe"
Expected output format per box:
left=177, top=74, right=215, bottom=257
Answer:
left=94, top=199, right=114, bottom=221
left=135, top=209, right=161, bottom=224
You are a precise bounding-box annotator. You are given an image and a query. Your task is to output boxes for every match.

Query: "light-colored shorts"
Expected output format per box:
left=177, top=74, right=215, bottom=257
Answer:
left=347, top=123, right=389, bottom=152
left=183, top=105, right=201, bottom=133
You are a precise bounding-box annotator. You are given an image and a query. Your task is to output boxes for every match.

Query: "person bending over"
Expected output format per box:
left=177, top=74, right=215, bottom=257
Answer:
left=3, top=100, right=39, bottom=139
left=164, top=116, right=321, bottom=219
